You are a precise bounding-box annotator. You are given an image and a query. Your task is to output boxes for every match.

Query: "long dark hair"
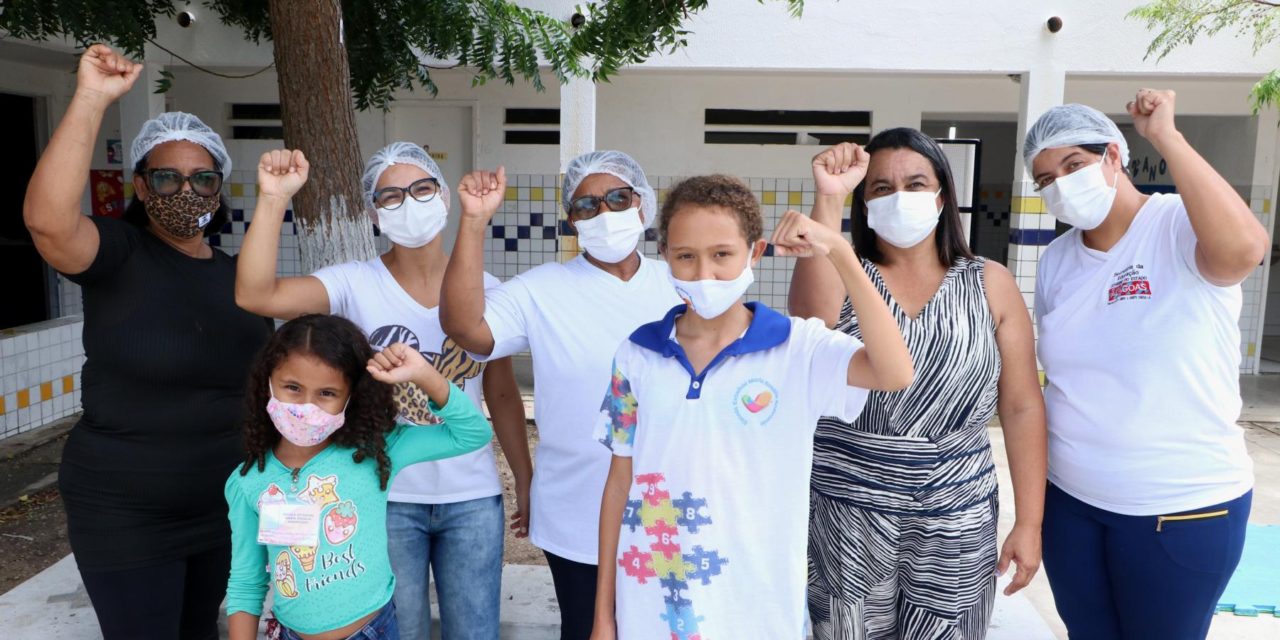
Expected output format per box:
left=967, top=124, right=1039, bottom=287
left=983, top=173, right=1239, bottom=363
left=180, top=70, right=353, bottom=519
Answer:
left=851, top=127, right=975, bottom=266
left=123, top=157, right=230, bottom=238
left=239, top=314, right=399, bottom=489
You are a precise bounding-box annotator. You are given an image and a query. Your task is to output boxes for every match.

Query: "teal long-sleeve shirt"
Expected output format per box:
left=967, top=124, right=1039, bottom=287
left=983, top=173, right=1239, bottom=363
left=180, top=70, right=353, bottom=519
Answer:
left=223, top=382, right=491, bottom=634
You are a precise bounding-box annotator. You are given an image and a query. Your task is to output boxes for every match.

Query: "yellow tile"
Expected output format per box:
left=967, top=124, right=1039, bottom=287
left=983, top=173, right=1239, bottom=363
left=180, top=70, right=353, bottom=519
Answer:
left=1247, top=343, right=1257, bottom=357
left=123, top=184, right=134, bottom=199
left=230, top=183, right=245, bottom=198
left=1038, top=370, right=1046, bottom=387
left=40, top=382, right=53, bottom=402
left=1012, top=196, right=1045, bottom=214
left=505, top=187, right=518, bottom=201
left=62, top=375, right=74, bottom=394
left=762, top=191, right=776, bottom=205
left=255, top=184, right=261, bottom=196
left=844, top=194, right=853, bottom=207
left=788, top=191, right=802, bottom=206
left=0, top=396, right=6, bottom=415
left=531, top=187, right=544, bottom=201
left=1265, top=199, right=1271, bottom=214
left=17, top=389, right=30, bottom=409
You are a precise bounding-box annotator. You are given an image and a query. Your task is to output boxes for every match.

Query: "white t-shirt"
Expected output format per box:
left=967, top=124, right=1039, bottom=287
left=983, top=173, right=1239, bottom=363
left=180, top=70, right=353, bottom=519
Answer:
left=1035, top=193, right=1253, bottom=516
left=479, top=253, right=682, bottom=563
left=312, top=257, right=503, bottom=504
left=594, top=302, right=867, bottom=640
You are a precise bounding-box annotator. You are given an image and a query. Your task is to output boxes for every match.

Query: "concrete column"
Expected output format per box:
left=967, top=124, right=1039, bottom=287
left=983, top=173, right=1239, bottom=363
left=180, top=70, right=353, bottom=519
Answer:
left=1009, top=65, right=1065, bottom=382
left=1245, top=108, right=1280, bottom=374
left=558, top=77, right=596, bottom=261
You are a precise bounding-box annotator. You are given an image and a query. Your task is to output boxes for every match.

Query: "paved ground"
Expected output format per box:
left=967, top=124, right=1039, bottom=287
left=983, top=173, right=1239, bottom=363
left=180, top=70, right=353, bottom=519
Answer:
left=2, top=372, right=1277, bottom=639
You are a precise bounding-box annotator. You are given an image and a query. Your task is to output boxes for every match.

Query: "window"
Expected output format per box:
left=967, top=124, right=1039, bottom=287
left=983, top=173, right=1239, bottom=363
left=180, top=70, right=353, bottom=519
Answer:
left=504, top=108, right=559, bottom=145
left=230, top=103, right=283, bottom=140
left=703, top=109, right=871, bottom=145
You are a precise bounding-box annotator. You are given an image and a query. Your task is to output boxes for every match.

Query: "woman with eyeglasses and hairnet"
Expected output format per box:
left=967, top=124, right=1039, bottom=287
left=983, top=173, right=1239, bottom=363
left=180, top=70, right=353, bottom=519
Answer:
left=21, top=45, right=273, bottom=640
left=234, top=141, right=532, bottom=640
left=440, top=151, right=681, bottom=639
left=1026, top=90, right=1269, bottom=639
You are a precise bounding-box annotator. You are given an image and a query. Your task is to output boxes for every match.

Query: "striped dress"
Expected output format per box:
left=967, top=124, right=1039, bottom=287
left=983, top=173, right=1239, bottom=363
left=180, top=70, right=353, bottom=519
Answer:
left=808, top=256, right=1001, bottom=640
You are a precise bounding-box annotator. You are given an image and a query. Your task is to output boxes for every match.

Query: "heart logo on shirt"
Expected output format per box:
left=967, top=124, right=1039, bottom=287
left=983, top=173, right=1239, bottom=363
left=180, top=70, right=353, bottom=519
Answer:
left=740, top=390, right=773, bottom=413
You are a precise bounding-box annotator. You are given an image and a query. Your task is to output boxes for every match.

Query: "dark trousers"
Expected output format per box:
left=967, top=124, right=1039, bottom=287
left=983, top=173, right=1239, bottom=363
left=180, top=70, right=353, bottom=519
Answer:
left=544, top=550, right=599, bottom=640
left=1042, top=483, right=1251, bottom=640
left=79, top=544, right=231, bottom=640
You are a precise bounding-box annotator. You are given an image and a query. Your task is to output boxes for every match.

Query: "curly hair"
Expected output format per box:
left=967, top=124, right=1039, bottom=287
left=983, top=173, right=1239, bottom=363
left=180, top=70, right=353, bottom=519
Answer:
left=239, top=314, right=399, bottom=489
left=659, top=174, right=764, bottom=249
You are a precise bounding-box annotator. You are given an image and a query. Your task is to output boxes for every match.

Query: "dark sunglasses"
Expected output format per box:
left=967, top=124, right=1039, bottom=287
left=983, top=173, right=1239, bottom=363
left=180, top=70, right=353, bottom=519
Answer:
left=145, top=169, right=223, bottom=198
left=567, top=186, right=637, bottom=219
left=373, top=177, right=441, bottom=210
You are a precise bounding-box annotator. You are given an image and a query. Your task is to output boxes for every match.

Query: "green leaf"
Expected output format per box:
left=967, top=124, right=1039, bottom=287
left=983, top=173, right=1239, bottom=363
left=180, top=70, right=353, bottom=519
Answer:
left=153, top=68, right=174, bottom=94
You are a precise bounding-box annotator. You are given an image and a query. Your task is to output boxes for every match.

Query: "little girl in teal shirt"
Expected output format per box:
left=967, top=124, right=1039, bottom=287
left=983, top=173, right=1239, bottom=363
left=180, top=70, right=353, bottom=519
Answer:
left=224, top=314, right=492, bottom=640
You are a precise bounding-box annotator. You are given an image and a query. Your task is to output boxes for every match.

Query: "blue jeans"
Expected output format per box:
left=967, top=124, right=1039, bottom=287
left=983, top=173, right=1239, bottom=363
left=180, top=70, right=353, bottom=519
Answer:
left=281, top=601, right=398, bottom=639
left=386, top=495, right=504, bottom=640
left=1042, top=483, right=1251, bottom=640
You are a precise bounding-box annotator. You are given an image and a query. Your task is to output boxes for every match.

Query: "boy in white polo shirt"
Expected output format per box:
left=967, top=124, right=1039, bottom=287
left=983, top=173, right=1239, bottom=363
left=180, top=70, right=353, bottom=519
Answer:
left=590, top=175, right=914, bottom=639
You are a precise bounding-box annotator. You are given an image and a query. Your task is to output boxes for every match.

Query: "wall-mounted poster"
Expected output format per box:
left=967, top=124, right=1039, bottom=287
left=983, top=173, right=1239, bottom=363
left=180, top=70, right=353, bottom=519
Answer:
left=106, top=139, right=122, bottom=165
left=90, top=170, right=125, bottom=218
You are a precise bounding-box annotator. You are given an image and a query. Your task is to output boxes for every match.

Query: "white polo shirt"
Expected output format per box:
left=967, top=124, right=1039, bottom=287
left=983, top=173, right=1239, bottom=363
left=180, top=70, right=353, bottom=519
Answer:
left=313, top=257, right=503, bottom=504
left=595, top=302, right=868, bottom=640
left=480, top=253, right=682, bottom=563
left=1036, top=193, right=1253, bottom=516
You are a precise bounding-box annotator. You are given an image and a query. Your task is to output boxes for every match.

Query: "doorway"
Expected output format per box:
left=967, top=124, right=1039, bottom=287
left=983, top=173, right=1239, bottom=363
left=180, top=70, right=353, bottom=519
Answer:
left=0, top=92, right=47, bottom=329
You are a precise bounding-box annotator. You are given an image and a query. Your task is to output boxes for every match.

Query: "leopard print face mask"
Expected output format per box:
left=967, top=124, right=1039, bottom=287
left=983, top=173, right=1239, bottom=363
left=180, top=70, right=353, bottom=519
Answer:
left=144, top=190, right=219, bottom=239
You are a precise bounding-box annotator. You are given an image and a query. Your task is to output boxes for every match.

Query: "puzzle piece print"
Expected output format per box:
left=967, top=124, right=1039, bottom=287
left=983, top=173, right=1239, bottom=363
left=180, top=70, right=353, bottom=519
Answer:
left=620, top=545, right=657, bottom=584
left=659, top=574, right=689, bottom=600
left=651, top=551, right=688, bottom=581
left=646, top=520, right=681, bottom=559
left=683, top=546, right=729, bottom=586
left=622, top=499, right=644, bottom=532
left=660, top=602, right=704, bottom=639
left=673, top=491, right=713, bottom=534
left=640, top=499, right=681, bottom=529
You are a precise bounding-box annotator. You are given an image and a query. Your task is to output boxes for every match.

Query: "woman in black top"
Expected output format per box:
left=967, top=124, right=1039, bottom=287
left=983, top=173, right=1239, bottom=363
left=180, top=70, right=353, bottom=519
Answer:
left=22, top=45, right=271, bottom=640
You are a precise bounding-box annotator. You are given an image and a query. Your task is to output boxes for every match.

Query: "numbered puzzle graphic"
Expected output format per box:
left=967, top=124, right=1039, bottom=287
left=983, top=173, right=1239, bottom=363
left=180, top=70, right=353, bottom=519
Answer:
left=617, top=473, right=727, bottom=639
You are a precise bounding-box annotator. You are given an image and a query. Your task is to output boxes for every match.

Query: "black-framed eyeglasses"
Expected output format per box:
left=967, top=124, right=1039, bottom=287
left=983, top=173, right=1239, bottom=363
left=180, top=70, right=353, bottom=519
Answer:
left=145, top=169, right=223, bottom=198
left=373, top=178, right=441, bottom=210
left=567, top=186, right=637, bottom=219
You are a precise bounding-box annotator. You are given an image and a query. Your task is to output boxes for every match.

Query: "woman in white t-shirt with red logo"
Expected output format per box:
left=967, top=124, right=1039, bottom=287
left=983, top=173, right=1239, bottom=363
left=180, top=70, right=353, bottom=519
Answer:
left=1026, top=91, right=1270, bottom=639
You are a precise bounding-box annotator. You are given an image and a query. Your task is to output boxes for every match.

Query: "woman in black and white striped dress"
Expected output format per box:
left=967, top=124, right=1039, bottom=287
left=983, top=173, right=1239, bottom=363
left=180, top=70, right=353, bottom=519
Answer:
left=790, top=131, right=1048, bottom=640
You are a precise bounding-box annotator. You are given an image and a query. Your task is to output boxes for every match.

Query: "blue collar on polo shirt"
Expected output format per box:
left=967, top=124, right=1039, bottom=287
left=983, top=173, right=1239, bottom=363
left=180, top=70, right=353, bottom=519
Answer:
left=629, top=301, right=791, bottom=399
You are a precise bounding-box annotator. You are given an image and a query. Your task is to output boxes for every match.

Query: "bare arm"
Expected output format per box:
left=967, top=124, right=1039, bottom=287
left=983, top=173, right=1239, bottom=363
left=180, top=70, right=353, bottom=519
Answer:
left=789, top=144, right=870, bottom=326
left=23, top=46, right=141, bottom=274
left=591, top=455, right=633, bottom=639
left=483, top=357, right=533, bottom=537
left=1129, top=89, right=1269, bottom=286
left=227, top=613, right=260, bottom=640
left=984, top=261, right=1046, bottom=595
left=441, top=168, right=507, bottom=355
left=773, top=210, right=913, bottom=391
left=234, top=149, right=330, bottom=319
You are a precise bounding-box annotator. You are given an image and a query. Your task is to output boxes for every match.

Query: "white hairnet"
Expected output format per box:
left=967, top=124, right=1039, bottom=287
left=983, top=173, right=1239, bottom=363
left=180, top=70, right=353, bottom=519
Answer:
left=562, top=150, right=657, bottom=229
left=129, top=112, right=232, bottom=180
left=362, top=141, right=450, bottom=210
left=1024, top=103, right=1130, bottom=169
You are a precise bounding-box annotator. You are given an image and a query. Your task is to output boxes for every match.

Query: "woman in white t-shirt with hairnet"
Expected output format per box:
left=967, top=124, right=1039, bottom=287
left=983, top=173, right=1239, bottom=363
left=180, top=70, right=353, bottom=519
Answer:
left=1026, top=90, right=1269, bottom=639
left=441, top=151, right=681, bottom=639
left=235, top=142, right=532, bottom=640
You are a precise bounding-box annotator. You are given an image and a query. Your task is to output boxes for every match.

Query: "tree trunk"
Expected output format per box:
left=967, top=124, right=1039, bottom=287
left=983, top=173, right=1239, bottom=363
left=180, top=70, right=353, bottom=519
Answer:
left=267, top=0, right=373, bottom=273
